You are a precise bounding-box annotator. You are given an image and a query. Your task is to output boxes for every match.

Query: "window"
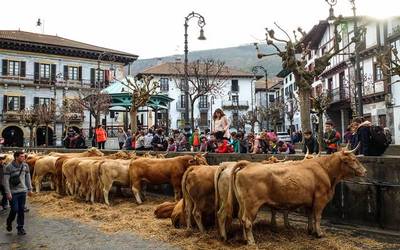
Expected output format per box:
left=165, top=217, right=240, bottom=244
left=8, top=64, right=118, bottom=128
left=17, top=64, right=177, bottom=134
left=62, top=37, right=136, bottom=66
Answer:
left=231, top=80, right=239, bottom=92
left=232, top=95, right=239, bottom=105
left=200, top=112, right=208, bottom=126
left=321, top=46, right=327, bottom=56
left=160, top=78, right=169, bottom=91
left=269, top=94, right=275, bottom=102
left=285, top=87, right=289, bottom=96
left=68, top=66, right=79, bottom=80
left=327, top=78, right=333, bottom=91
left=180, top=95, right=186, bottom=108
left=378, top=115, right=387, bottom=127
left=374, top=63, right=383, bottom=81
left=199, top=79, right=207, bottom=91
left=294, top=82, right=298, bottom=91
left=289, top=74, right=292, bottom=81
left=95, top=69, right=104, bottom=82
left=39, top=97, right=52, bottom=106
left=8, top=61, right=20, bottom=76
left=199, top=95, right=208, bottom=108
left=6, top=96, right=21, bottom=111
left=40, top=64, right=51, bottom=78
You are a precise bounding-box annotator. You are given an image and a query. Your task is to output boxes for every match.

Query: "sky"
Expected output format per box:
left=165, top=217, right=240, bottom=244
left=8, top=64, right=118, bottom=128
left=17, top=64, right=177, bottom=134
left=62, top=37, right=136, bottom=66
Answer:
left=1, top=0, right=399, bottom=59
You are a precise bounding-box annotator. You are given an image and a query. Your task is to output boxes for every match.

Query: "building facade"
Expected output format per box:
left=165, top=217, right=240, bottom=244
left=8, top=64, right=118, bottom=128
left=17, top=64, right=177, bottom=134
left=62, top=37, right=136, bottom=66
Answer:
left=0, top=30, right=137, bottom=147
left=139, top=62, right=256, bottom=133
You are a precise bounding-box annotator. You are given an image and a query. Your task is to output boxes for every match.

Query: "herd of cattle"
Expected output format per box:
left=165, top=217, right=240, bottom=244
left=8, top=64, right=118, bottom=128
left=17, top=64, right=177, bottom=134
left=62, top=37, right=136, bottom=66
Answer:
left=2, top=145, right=366, bottom=245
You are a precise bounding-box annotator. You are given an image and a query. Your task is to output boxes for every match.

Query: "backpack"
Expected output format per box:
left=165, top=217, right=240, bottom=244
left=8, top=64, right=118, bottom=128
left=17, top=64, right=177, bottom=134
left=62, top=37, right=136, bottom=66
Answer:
left=369, top=125, right=389, bottom=155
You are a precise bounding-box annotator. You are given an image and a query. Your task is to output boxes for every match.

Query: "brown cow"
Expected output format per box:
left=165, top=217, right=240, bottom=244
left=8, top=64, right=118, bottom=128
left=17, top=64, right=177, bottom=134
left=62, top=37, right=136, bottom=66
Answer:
left=129, top=154, right=208, bottom=204
left=231, top=147, right=366, bottom=245
left=182, top=165, right=218, bottom=232
left=154, top=201, right=178, bottom=219
left=171, top=199, right=185, bottom=228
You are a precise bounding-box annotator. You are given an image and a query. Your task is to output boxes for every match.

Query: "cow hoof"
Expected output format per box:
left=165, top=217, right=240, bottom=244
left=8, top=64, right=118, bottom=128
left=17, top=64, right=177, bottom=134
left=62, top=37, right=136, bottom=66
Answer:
left=314, top=232, right=324, bottom=238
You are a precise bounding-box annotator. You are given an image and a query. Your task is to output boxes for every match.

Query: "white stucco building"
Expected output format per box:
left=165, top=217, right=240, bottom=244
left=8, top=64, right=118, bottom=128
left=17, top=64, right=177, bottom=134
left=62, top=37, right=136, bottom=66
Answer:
left=139, top=62, right=256, bottom=133
left=0, top=30, right=137, bottom=147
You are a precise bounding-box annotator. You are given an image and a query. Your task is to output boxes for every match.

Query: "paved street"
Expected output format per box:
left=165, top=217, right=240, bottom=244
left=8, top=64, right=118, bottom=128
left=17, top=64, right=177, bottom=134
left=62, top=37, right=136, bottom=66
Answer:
left=0, top=204, right=176, bottom=250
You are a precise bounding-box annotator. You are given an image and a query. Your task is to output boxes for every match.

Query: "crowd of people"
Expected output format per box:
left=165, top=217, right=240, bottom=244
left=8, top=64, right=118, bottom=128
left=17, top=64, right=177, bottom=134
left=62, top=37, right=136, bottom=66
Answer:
left=63, top=108, right=392, bottom=157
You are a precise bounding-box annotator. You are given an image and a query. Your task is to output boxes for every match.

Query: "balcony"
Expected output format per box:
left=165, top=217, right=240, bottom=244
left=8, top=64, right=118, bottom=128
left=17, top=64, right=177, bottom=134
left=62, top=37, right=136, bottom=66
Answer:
left=176, top=101, right=187, bottom=111
left=1, top=111, right=22, bottom=122
left=363, top=80, right=385, bottom=96
left=59, top=112, right=84, bottom=123
left=0, top=74, right=92, bottom=89
left=221, top=100, right=249, bottom=110
left=198, top=102, right=209, bottom=111
left=330, top=87, right=350, bottom=103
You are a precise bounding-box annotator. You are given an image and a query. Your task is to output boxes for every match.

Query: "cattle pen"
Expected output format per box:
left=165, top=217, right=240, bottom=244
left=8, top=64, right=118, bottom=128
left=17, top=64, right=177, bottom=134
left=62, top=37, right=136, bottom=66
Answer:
left=3, top=147, right=400, bottom=249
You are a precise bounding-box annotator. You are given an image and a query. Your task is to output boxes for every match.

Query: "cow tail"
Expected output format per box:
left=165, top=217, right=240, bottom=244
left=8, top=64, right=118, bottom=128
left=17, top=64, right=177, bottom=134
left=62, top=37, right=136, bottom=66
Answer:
left=181, top=166, right=194, bottom=227
left=227, top=161, right=249, bottom=222
left=214, top=164, right=227, bottom=228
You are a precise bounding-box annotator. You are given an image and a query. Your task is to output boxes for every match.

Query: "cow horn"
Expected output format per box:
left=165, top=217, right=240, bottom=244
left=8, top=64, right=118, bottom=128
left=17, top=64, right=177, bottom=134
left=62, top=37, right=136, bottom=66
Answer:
left=303, top=146, right=310, bottom=160
left=316, top=151, right=321, bottom=158
left=344, top=142, right=360, bottom=154
left=201, top=152, right=208, bottom=157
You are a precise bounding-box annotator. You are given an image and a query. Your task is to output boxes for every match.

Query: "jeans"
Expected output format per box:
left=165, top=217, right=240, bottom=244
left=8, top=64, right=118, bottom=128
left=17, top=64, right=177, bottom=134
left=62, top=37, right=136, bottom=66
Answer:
left=7, top=192, right=27, bottom=230
left=119, top=142, right=124, bottom=150
left=98, top=141, right=105, bottom=149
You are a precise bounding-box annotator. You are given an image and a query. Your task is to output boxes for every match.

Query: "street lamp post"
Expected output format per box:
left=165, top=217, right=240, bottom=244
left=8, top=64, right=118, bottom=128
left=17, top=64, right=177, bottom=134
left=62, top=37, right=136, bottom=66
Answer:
left=252, top=66, right=268, bottom=130
left=184, top=11, right=206, bottom=132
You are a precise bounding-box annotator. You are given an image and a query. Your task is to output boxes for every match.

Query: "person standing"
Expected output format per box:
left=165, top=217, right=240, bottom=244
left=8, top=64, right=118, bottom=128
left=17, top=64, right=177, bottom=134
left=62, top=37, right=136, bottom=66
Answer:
left=3, top=151, right=33, bottom=235
left=212, top=108, right=230, bottom=141
left=323, top=121, right=340, bottom=154
left=117, top=128, right=127, bottom=150
left=189, top=128, right=201, bottom=152
left=95, top=125, right=107, bottom=150
left=0, top=154, right=9, bottom=211
left=144, top=129, right=154, bottom=150
left=151, top=128, right=166, bottom=151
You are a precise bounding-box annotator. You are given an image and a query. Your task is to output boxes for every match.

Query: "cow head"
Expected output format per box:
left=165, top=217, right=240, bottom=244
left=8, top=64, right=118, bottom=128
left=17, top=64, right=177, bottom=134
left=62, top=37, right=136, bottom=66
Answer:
left=87, top=147, right=104, bottom=156
left=188, top=153, right=208, bottom=166
left=339, top=144, right=367, bottom=177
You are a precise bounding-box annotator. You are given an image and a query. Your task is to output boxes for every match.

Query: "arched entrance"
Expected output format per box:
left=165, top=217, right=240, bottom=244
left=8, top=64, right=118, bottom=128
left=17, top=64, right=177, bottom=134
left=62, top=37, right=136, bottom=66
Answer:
left=36, top=126, right=54, bottom=146
left=1, top=126, right=24, bottom=147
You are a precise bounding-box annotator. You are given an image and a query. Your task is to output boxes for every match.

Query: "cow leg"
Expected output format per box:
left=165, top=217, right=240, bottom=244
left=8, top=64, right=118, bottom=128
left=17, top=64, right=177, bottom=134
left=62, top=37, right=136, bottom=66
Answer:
left=217, top=206, right=228, bottom=241
left=185, top=198, right=194, bottom=230
left=131, top=180, right=143, bottom=204
left=306, top=208, right=314, bottom=235
left=270, top=209, right=277, bottom=231
left=283, top=210, right=291, bottom=229
left=240, top=202, right=261, bottom=245
left=313, top=197, right=329, bottom=238
left=192, top=203, right=205, bottom=233
left=103, top=183, right=113, bottom=206
left=35, top=175, right=43, bottom=193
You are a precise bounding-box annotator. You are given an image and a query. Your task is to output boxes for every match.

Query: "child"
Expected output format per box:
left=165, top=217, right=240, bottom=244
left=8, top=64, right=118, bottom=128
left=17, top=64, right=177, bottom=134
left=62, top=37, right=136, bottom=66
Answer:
left=216, top=139, right=232, bottom=153
left=277, top=141, right=295, bottom=154
left=302, top=130, right=319, bottom=154
left=269, top=140, right=278, bottom=154
left=199, top=136, right=208, bottom=152
left=189, top=128, right=201, bottom=152
left=230, top=132, right=240, bottom=153
left=167, top=138, right=177, bottom=152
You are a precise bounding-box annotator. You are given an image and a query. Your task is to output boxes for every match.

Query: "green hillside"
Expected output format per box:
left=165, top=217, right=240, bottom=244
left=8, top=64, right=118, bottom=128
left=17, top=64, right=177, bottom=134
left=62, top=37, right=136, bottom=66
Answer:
left=131, top=43, right=284, bottom=77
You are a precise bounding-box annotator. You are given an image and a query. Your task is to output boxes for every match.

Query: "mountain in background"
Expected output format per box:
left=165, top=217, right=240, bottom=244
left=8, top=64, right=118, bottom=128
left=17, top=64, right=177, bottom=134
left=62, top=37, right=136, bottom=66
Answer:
left=130, top=43, right=284, bottom=77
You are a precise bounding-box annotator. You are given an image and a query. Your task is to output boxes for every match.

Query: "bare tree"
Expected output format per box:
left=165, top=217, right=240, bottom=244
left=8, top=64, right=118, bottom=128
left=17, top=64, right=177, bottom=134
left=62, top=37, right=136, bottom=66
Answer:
left=171, top=59, right=230, bottom=130
left=59, top=97, right=84, bottom=132
left=310, top=90, right=332, bottom=152
left=37, top=101, right=56, bottom=146
left=20, top=106, right=40, bottom=147
left=117, top=75, right=159, bottom=133
left=73, top=89, right=111, bottom=128
left=377, top=45, right=400, bottom=81
left=255, top=19, right=362, bottom=131
left=258, top=100, right=285, bottom=132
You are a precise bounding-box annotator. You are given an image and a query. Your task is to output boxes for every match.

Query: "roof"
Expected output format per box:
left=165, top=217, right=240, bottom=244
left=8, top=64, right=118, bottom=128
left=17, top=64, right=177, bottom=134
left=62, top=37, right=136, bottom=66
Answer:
left=255, top=77, right=283, bottom=91
left=276, top=68, right=291, bottom=78
left=0, top=30, right=138, bottom=64
left=296, top=20, right=329, bottom=52
left=140, top=62, right=254, bottom=78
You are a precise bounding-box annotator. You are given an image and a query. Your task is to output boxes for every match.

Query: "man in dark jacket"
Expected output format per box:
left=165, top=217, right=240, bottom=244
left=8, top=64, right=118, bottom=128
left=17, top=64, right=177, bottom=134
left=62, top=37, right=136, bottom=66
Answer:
left=352, top=117, right=372, bottom=156
left=3, top=151, right=33, bottom=235
left=323, top=121, right=340, bottom=154
left=151, top=128, right=166, bottom=151
left=302, top=130, right=319, bottom=154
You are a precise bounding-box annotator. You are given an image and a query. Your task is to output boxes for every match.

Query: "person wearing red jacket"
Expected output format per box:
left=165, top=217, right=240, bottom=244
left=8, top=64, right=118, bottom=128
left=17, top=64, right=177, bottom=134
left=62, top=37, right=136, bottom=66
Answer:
left=215, top=139, right=233, bottom=153
left=95, top=125, right=107, bottom=149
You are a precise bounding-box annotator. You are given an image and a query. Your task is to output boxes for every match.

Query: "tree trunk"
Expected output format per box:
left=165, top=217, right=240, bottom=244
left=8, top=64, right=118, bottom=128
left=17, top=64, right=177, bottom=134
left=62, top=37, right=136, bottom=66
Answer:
left=45, top=125, right=49, bottom=147
left=190, top=100, right=195, bottom=131
left=289, top=118, right=294, bottom=142
left=94, top=112, right=100, bottom=128
left=299, top=89, right=311, bottom=133
left=317, top=112, right=324, bottom=153
left=29, top=127, right=34, bottom=148
left=130, top=109, right=138, bottom=134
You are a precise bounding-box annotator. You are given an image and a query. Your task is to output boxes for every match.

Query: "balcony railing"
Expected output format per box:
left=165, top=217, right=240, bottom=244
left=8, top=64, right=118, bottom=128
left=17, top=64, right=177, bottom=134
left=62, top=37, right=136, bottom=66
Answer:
left=363, top=80, right=384, bottom=96
left=176, top=102, right=187, bottom=111
left=221, top=100, right=249, bottom=110
left=330, top=87, right=350, bottom=103
left=0, top=74, right=94, bottom=89
left=1, top=111, right=22, bottom=122
left=198, top=102, right=209, bottom=111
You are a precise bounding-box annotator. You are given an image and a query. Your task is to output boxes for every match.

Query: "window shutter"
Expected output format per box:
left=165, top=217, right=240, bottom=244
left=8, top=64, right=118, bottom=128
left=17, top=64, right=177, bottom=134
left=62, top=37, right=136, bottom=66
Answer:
left=2, top=59, right=8, bottom=76
left=34, top=62, right=40, bottom=82
left=90, top=68, right=95, bottom=85
left=51, top=64, right=57, bottom=82
left=78, top=66, right=82, bottom=81
left=20, top=96, right=25, bottom=110
left=20, top=61, right=26, bottom=77
left=64, top=65, right=68, bottom=80
left=34, top=97, right=39, bottom=106
left=3, top=95, right=7, bottom=111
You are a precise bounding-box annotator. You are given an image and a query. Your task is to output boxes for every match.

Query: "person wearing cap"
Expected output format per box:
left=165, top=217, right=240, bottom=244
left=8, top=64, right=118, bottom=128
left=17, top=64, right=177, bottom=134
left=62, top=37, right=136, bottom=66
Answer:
left=323, top=121, right=341, bottom=154
left=0, top=154, right=9, bottom=211
left=3, top=151, right=33, bottom=235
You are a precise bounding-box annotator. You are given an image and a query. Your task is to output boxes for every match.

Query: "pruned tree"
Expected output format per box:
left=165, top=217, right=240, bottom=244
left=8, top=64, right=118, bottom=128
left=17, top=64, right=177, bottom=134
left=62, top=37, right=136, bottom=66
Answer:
left=310, top=90, right=332, bottom=152
left=258, top=100, right=285, bottom=132
left=118, top=75, right=159, bottom=133
left=59, top=97, right=84, bottom=132
left=37, top=101, right=56, bottom=146
left=73, top=89, right=111, bottom=128
left=231, top=112, right=246, bottom=132
left=285, top=95, right=299, bottom=136
left=20, top=106, right=40, bottom=147
left=255, top=18, right=362, bottom=131
left=171, top=59, right=230, bottom=130
left=242, top=110, right=259, bottom=133
left=377, top=45, right=400, bottom=81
